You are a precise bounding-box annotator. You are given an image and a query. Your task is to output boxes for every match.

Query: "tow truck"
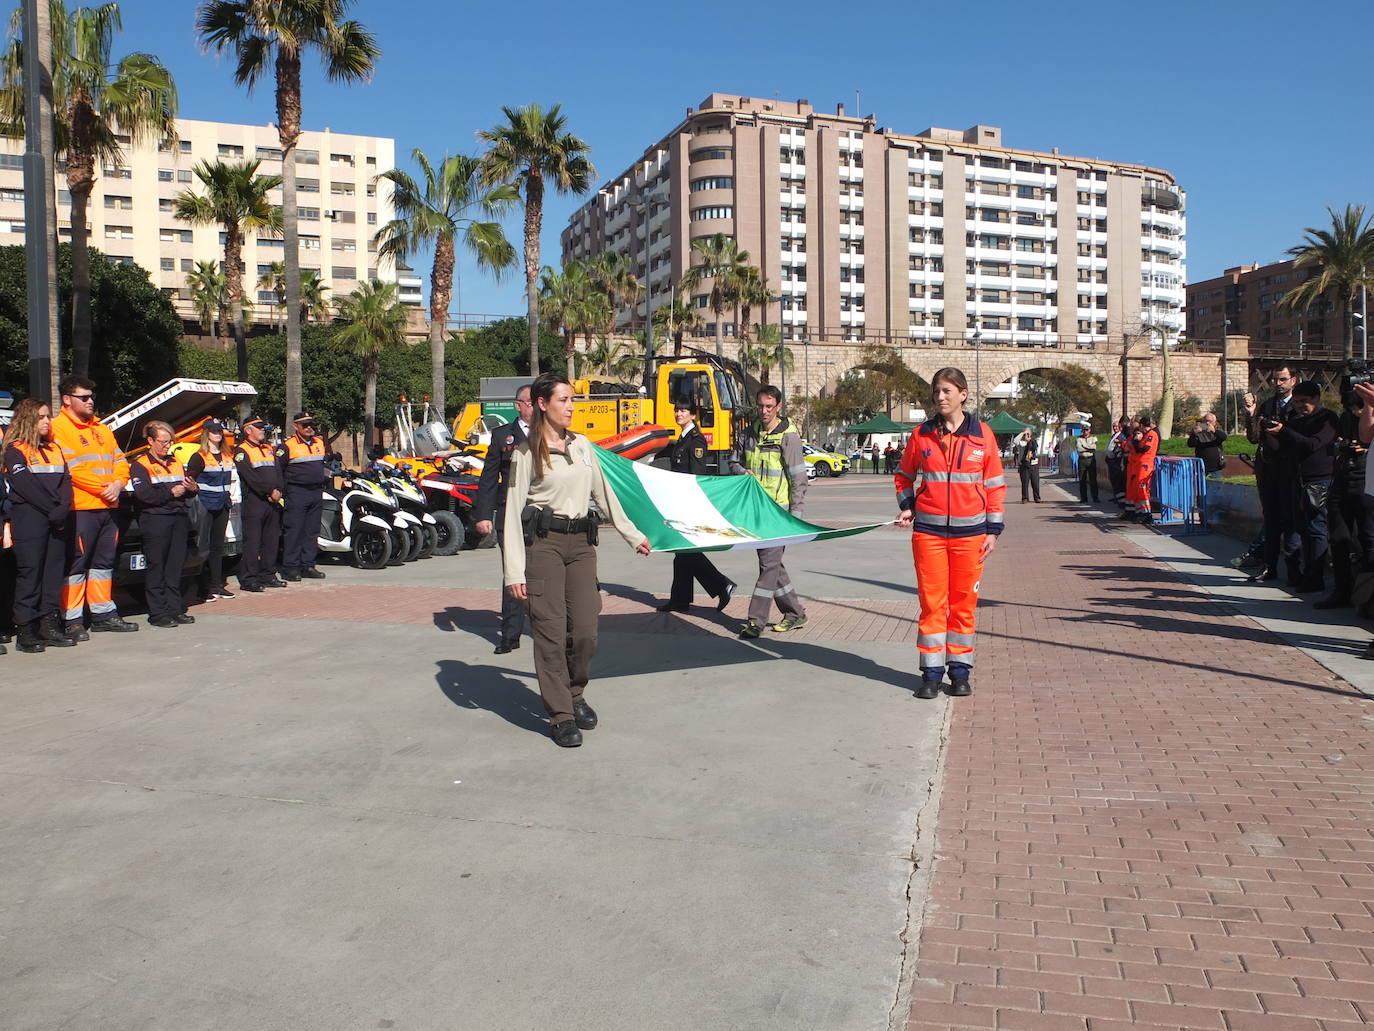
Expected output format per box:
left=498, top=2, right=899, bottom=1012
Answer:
left=453, top=349, right=753, bottom=474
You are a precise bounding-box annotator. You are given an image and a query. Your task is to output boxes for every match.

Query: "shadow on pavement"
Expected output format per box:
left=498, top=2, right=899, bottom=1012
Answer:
left=434, top=659, right=548, bottom=735
left=433, top=604, right=499, bottom=638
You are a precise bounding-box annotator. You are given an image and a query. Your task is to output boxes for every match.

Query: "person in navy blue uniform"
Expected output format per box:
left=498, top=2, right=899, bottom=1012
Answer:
left=474, top=384, right=532, bottom=654
left=129, top=420, right=198, bottom=628
left=657, top=403, right=735, bottom=613
left=276, top=412, right=327, bottom=581
left=186, top=420, right=236, bottom=601
left=233, top=415, right=285, bottom=592
left=2, top=398, right=76, bottom=652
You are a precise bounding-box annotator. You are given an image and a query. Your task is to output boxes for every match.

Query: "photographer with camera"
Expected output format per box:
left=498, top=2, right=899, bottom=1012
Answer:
left=1186, top=412, right=1228, bottom=474
left=1244, top=364, right=1300, bottom=583
left=1261, top=381, right=1336, bottom=594
left=1317, top=389, right=1374, bottom=609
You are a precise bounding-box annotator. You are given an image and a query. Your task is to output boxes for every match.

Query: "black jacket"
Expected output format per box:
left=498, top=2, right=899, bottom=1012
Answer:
left=1275, top=406, right=1338, bottom=481
left=669, top=424, right=711, bottom=476
left=1247, top=393, right=1295, bottom=467
left=473, top=420, right=527, bottom=523
left=1186, top=428, right=1228, bottom=473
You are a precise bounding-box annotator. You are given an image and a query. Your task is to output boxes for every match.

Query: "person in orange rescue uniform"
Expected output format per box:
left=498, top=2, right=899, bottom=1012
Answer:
left=49, top=375, right=139, bottom=637
left=895, top=366, right=1005, bottom=699
left=1124, top=413, right=1160, bottom=524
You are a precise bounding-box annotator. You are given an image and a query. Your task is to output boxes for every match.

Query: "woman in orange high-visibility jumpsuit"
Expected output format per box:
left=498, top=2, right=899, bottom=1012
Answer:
left=1124, top=414, right=1160, bottom=524
left=895, top=367, right=1006, bottom=699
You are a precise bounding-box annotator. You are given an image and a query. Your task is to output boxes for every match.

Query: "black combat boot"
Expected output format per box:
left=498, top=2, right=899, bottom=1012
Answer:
left=39, top=614, right=77, bottom=647
left=16, top=621, right=46, bottom=653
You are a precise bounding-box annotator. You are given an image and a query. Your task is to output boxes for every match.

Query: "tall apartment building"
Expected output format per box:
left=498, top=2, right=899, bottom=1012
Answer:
left=1186, top=259, right=1339, bottom=352
left=0, top=117, right=399, bottom=325
left=562, top=93, right=1186, bottom=349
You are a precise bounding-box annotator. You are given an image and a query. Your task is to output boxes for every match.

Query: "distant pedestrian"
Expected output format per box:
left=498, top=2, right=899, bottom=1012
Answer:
left=1186, top=412, right=1228, bottom=474
left=1012, top=429, right=1041, bottom=503
left=1106, top=417, right=1129, bottom=508
left=884, top=443, right=897, bottom=474
left=1077, top=429, right=1099, bottom=502
left=869, top=443, right=880, bottom=475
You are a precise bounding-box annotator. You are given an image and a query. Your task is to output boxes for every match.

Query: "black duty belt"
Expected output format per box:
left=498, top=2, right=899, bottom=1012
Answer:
left=547, top=514, right=592, bottom=534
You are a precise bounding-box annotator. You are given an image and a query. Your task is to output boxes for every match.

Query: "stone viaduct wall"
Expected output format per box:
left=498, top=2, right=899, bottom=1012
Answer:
left=633, top=333, right=1257, bottom=421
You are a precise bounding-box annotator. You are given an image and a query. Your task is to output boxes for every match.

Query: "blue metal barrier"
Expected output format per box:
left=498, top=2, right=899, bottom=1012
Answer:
left=1152, top=456, right=1208, bottom=534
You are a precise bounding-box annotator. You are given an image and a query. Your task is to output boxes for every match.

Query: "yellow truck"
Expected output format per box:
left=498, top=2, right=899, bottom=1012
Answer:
left=453, top=350, right=750, bottom=474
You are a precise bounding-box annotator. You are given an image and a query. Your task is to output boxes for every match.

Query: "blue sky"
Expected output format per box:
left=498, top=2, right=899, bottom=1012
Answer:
left=108, top=0, right=1371, bottom=314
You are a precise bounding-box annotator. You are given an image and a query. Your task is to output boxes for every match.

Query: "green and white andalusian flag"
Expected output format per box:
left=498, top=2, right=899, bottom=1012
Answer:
left=594, top=446, right=890, bottom=554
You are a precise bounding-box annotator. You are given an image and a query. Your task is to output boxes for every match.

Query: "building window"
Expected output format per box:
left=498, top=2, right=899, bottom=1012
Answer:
left=256, top=146, right=282, bottom=161
left=331, top=239, right=357, bottom=252
left=690, top=147, right=733, bottom=162
left=160, top=258, right=174, bottom=271
left=298, top=178, right=320, bottom=193
left=330, top=182, right=356, bottom=196
left=218, top=144, right=244, bottom=158
left=690, top=176, right=734, bottom=191
left=0, top=187, right=23, bottom=203
left=366, top=212, right=377, bottom=225
left=104, top=224, right=133, bottom=239
left=690, top=205, right=733, bottom=222
left=300, top=235, right=321, bottom=250
left=177, top=169, right=192, bottom=182
left=180, top=258, right=193, bottom=271
left=299, top=207, right=320, bottom=221
left=158, top=198, right=175, bottom=212
left=298, top=150, right=320, bottom=165
left=158, top=169, right=173, bottom=182
left=104, top=195, right=132, bottom=209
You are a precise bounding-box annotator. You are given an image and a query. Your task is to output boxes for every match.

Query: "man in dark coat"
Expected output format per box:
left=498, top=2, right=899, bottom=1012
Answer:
left=657, top=403, right=735, bottom=613
left=474, top=384, right=532, bottom=653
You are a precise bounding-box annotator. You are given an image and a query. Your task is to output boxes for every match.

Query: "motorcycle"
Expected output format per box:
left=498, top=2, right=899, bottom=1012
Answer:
left=370, top=461, right=439, bottom=560
left=317, top=468, right=397, bottom=569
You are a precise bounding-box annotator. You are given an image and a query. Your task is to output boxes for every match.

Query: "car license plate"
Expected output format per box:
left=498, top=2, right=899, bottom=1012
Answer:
left=129, top=553, right=146, bottom=571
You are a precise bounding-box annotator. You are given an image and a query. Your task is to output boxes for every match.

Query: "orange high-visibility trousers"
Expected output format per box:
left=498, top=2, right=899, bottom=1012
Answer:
left=913, top=533, right=985, bottom=673
left=1125, top=463, right=1154, bottom=512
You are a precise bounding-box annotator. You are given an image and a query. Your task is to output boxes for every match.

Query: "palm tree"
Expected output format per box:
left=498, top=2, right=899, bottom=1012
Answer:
left=752, top=323, right=793, bottom=387
left=187, top=258, right=228, bottom=340
left=479, top=104, right=595, bottom=375
left=174, top=159, right=283, bottom=389
left=680, top=233, right=752, bottom=357
left=588, top=249, right=640, bottom=335
left=539, top=260, right=608, bottom=377
left=736, top=267, right=772, bottom=341
left=652, top=296, right=704, bottom=350
left=298, top=268, right=330, bottom=323
left=335, top=279, right=406, bottom=447
left=374, top=149, right=516, bottom=415
left=197, top=0, right=380, bottom=420
left=0, top=1, right=178, bottom=377
left=1280, top=204, right=1374, bottom=360
left=257, top=259, right=286, bottom=326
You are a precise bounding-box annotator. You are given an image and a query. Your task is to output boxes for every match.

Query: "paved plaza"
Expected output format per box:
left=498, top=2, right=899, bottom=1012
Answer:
left=3, top=473, right=1372, bottom=1030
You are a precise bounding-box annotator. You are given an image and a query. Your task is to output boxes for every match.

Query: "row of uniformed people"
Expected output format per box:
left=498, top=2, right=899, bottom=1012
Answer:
left=0, top=380, right=327, bottom=653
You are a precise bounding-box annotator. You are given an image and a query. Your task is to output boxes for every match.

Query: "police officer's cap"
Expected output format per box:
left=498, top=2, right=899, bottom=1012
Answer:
left=204, top=419, right=224, bottom=433
left=292, top=411, right=316, bottom=425
left=242, top=415, right=266, bottom=429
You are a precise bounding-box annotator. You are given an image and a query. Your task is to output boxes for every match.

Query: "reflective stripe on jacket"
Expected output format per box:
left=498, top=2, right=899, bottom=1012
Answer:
left=277, top=435, right=326, bottom=488
left=130, top=452, right=191, bottom=516
left=743, top=417, right=805, bottom=511
left=187, top=451, right=235, bottom=511
left=3, top=440, right=72, bottom=518
left=1129, top=429, right=1160, bottom=472
left=50, top=410, right=129, bottom=511
left=895, top=415, right=1007, bottom=538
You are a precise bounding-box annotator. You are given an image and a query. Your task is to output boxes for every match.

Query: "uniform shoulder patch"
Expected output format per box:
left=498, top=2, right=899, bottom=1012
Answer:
left=693, top=447, right=705, bottom=459
left=234, top=450, right=248, bottom=461
left=275, top=447, right=287, bottom=458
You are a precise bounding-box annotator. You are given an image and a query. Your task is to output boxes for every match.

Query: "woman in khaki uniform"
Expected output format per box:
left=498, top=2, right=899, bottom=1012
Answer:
left=504, top=373, right=651, bottom=747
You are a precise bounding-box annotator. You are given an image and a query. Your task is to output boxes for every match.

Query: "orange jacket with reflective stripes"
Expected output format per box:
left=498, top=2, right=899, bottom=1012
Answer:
left=895, top=416, right=1007, bottom=539
left=276, top=434, right=326, bottom=487
left=1128, top=428, right=1160, bottom=473
left=50, top=410, right=130, bottom=511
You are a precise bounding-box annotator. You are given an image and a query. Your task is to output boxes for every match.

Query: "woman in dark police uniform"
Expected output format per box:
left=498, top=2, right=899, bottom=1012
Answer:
left=656, top=403, right=735, bottom=613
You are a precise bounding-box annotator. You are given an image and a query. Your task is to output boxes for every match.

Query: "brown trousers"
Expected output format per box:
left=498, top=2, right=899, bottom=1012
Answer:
left=524, top=531, right=601, bottom=723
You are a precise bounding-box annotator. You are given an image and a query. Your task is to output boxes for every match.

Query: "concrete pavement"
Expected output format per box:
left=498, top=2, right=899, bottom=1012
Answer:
left=1, top=476, right=942, bottom=1031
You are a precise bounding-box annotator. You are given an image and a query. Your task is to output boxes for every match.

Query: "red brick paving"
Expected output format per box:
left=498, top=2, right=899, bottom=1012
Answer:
left=907, top=503, right=1374, bottom=1030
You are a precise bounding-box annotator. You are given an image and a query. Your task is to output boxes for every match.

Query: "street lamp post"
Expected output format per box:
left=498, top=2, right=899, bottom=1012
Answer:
left=971, top=318, right=983, bottom=420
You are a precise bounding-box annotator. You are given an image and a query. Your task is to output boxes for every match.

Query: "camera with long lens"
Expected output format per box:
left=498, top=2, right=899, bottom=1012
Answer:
left=1342, top=359, right=1374, bottom=392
